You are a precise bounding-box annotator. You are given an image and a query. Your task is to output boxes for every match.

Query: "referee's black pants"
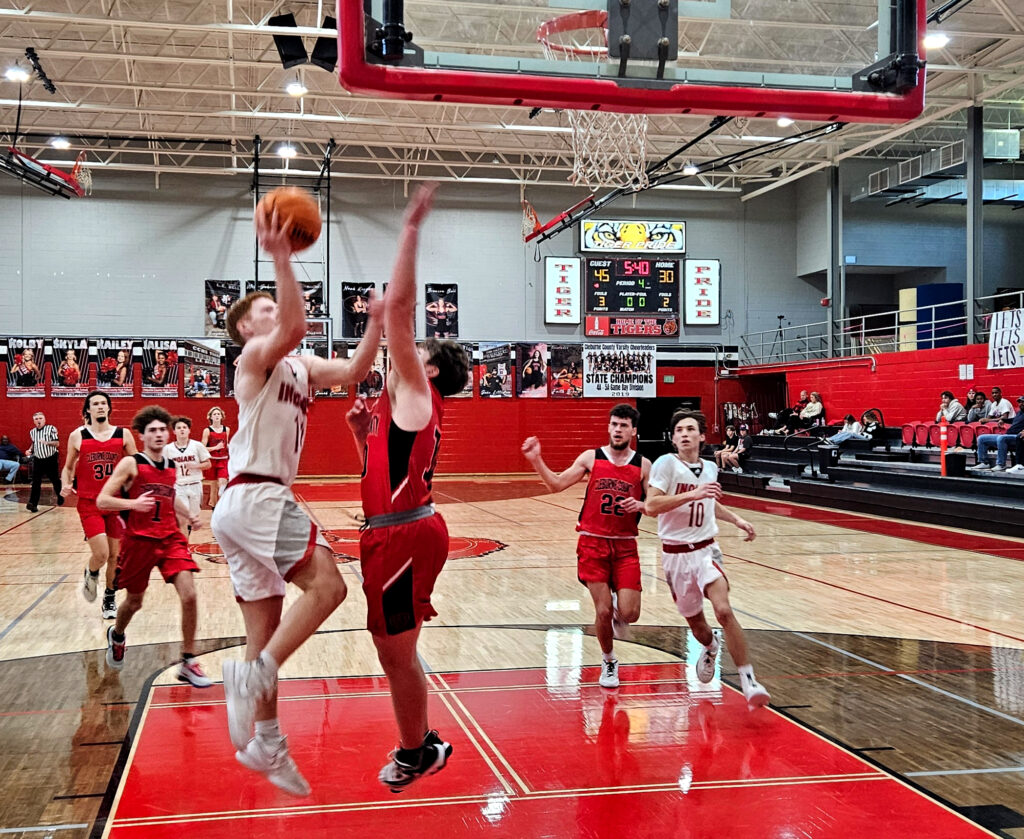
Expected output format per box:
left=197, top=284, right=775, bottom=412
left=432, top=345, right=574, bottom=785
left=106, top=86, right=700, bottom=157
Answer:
left=29, top=454, right=62, bottom=508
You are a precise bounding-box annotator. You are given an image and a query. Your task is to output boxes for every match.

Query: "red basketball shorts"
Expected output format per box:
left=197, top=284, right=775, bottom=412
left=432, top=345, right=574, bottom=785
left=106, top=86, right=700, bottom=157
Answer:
left=117, top=531, right=198, bottom=594
left=576, top=534, right=642, bottom=592
left=360, top=513, right=449, bottom=637
left=76, top=496, right=124, bottom=541
left=209, top=459, right=229, bottom=481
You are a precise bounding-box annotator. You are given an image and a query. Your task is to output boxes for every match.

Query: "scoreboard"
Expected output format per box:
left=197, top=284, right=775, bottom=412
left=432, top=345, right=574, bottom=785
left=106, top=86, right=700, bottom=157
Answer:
left=584, top=258, right=679, bottom=316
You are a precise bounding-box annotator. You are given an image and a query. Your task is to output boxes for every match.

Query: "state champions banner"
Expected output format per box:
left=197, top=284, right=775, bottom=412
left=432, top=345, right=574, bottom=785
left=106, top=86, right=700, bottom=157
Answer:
left=583, top=343, right=656, bottom=398
left=987, top=309, right=1024, bottom=369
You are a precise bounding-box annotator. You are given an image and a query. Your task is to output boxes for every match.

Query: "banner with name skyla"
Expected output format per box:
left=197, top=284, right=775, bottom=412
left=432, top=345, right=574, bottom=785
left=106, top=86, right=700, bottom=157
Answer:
left=988, top=308, right=1024, bottom=369
left=583, top=343, right=656, bottom=398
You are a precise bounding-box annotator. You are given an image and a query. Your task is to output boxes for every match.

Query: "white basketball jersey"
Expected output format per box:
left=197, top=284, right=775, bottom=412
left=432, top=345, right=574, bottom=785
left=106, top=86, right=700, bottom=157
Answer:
left=228, top=356, right=309, bottom=484
left=648, top=454, right=719, bottom=544
left=163, top=440, right=209, bottom=486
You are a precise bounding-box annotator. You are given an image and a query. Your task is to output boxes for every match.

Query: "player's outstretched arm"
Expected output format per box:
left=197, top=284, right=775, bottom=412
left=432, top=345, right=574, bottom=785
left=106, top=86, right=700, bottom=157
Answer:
left=60, top=429, right=82, bottom=497
left=715, top=501, right=756, bottom=541
left=306, top=293, right=385, bottom=388
left=620, top=457, right=652, bottom=514
left=521, top=437, right=593, bottom=493
left=346, top=397, right=372, bottom=465
left=97, top=458, right=148, bottom=513
left=388, top=182, right=438, bottom=432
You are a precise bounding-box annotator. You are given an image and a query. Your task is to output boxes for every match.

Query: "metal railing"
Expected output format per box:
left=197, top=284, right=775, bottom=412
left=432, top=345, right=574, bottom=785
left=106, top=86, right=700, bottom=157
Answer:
left=739, top=290, right=1024, bottom=366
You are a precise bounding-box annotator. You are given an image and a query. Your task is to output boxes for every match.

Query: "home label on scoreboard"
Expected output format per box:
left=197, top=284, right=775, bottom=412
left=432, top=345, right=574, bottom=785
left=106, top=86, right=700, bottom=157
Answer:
left=584, top=258, right=679, bottom=336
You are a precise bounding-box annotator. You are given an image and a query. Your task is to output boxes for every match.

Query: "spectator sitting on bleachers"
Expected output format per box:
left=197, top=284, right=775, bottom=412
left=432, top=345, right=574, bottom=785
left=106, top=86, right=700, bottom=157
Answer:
left=972, top=395, right=1024, bottom=472
left=770, top=390, right=809, bottom=434
left=966, top=391, right=992, bottom=423
left=714, top=425, right=738, bottom=470
left=861, top=411, right=885, bottom=445
left=0, top=435, right=25, bottom=484
left=721, top=425, right=752, bottom=473
left=782, top=391, right=824, bottom=433
left=936, top=391, right=967, bottom=424
left=825, top=414, right=871, bottom=446
left=986, top=387, right=1014, bottom=423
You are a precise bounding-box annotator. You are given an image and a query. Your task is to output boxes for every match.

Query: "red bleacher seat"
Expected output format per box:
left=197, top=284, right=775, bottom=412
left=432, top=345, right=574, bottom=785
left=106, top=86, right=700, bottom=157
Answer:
left=902, top=423, right=920, bottom=446
left=914, top=423, right=931, bottom=447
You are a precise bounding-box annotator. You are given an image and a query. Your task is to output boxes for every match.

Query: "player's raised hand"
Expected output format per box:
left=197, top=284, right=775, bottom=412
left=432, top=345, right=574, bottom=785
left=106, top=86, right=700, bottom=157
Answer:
left=619, top=497, right=645, bottom=514
left=255, top=204, right=293, bottom=260
left=366, top=289, right=385, bottom=321
left=346, top=397, right=372, bottom=437
left=692, top=482, right=723, bottom=501
left=735, top=517, right=756, bottom=541
left=521, top=436, right=542, bottom=461
left=133, top=491, right=156, bottom=513
left=404, top=182, right=438, bottom=229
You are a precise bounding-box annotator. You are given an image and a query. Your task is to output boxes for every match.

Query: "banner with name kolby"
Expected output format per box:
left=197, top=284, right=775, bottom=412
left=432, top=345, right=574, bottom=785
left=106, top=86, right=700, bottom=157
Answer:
left=140, top=339, right=179, bottom=397
left=50, top=337, right=92, bottom=398
left=583, top=343, right=656, bottom=398
left=988, top=308, right=1024, bottom=369
left=95, top=338, right=136, bottom=397
left=4, top=337, right=45, bottom=397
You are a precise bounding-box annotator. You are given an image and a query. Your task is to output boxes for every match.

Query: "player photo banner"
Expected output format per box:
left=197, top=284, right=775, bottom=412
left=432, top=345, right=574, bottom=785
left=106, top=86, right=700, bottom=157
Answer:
left=583, top=343, right=657, bottom=398
left=425, top=284, right=459, bottom=338
left=479, top=342, right=512, bottom=398
left=140, top=339, right=179, bottom=397
left=451, top=343, right=476, bottom=398
left=325, top=341, right=349, bottom=398
left=205, top=280, right=241, bottom=337
left=95, top=338, right=136, bottom=397
left=357, top=344, right=387, bottom=398
left=4, top=337, right=45, bottom=397
left=256, top=280, right=327, bottom=318
left=49, top=337, right=91, bottom=398
left=987, top=308, right=1024, bottom=369
left=181, top=339, right=222, bottom=399
left=516, top=342, right=548, bottom=398
left=549, top=344, right=583, bottom=399
left=341, top=282, right=375, bottom=338
left=224, top=343, right=242, bottom=397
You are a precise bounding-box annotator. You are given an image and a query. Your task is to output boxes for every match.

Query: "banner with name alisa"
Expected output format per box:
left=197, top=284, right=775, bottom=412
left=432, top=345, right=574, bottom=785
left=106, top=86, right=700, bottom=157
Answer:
left=988, top=309, right=1024, bottom=369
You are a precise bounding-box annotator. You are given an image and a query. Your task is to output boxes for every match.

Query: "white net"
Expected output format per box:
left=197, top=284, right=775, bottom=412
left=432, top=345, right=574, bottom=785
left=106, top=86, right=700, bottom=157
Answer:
left=76, top=167, right=93, bottom=195
left=540, top=13, right=650, bottom=191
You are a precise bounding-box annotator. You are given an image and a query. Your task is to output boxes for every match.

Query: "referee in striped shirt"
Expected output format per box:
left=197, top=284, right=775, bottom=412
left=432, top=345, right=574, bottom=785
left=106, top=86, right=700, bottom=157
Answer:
left=27, top=412, right=62, bottom=513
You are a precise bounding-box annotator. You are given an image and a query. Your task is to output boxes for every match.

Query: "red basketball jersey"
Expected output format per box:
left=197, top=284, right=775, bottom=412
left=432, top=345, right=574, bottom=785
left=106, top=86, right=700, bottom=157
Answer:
left=207, top=426, right=229, bottom=459
left=361, top=383, right=443, bottom=518
left=122, top=454, right=178, bottom=539
left=576, top=448, right=644, bottom=538
left=77, top=426, right=127, bottom=499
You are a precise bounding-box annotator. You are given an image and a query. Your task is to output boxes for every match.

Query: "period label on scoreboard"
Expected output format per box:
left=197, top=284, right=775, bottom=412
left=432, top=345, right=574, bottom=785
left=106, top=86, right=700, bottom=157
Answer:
left=584, top=258, right=679, bottom=336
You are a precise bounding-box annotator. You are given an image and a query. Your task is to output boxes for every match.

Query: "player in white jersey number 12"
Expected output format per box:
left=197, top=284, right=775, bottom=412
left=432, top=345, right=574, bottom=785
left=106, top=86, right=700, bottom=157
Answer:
left=211, top=199, right=386, bottom=796
left=645, top=409, right=770, bottom=709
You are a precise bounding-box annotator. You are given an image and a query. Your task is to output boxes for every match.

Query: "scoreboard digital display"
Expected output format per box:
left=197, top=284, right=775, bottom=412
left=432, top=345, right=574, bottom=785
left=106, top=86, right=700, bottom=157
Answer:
left=585, top=258, right=679, bottom=316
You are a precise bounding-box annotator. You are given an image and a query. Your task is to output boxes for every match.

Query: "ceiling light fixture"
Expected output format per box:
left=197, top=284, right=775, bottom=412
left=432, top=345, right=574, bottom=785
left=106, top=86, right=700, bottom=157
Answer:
left=682, top=163, right=699, bottom=176
left=5, top=65, right=30, bottom=83
left=777, top=116, right=795, bottom=127
left=277, top=143, right=298, bottom=158
left=923, top=32, right=950, bottom=49
left=286, top=79, right=307, bottom=97
left=50, top=137, right=71, bottom=150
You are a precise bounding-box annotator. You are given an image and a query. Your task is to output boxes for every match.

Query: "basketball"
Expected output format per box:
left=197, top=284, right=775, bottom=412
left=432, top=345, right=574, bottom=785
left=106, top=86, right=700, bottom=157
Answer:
left=258, top=187, right=321, bottom=252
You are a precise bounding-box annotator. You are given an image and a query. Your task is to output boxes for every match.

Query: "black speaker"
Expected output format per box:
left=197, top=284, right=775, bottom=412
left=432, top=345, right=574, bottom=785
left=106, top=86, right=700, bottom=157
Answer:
left=310, top=16, right=338, bottom=72
left=269, top=12, right=308, bottom=69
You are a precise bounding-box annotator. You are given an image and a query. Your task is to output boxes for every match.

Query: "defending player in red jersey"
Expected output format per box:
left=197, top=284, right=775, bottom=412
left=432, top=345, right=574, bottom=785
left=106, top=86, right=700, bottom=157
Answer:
left=346, top=183, right=471, bottom=793
left=201, top=406, right=230, bottom=507
left=96, top=405, right=210, bottom=687
left=61, top=391, right=137, bottom=619
left=522, top=404, right=651, bottom=689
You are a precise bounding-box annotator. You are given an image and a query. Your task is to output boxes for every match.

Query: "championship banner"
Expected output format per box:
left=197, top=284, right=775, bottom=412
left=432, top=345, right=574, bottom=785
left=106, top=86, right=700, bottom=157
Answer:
left=515, top=342, right=548, bottom=398
left=95, top=339, right=136, bottom=397
left=987, top=308, right=1024, bottom=369
left=50, top=337, right=91, bottom=398
left=4, top=337, right=45, bottom=397
left=205, top=280, right=242, bottom=337
left=479, top=342, right=512, bottom=398
left=425, top=284, right=459, bottom=338
left=326, top=341, right=349, bottom=398
left=580, top=219, right=685, bottom=253
left=224, top=343, right=242, bottom=397
left=451, top=343, right=476, bottom=398
left=140, top=339, right=179, bottom=397
left=181, top=339, right=222, bottom=399
left=550, top=344, right=583, bottom=399
left=583, top=343, right=656, bottom=398
left=255, top=280, right=327, bottom=318
left=356, top=345, right=387, bottom=398
left=341, top=282, right=375, bottom=338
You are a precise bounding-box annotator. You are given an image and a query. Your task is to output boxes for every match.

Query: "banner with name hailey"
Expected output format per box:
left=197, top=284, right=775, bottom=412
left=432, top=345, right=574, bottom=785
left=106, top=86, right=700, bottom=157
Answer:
left=583, top=343, right=656, bottom=398
left=425, top=283, right=459, bottom=338
left=549, top=344, right=583, bottom=399
left=205, top=280, right=242, bottom=337
left=140, top=339, right=179, bottom=397
left=95, top=338, right=137, bottom=397
left=181, top=339, right=222, bottom=399
left=479, top=342, right=512, bottom=398
left=987, top=308, right=1024, bottom=369
left=50, top=337, right=92, bottom=398
left=4, top=337, right=45, bottom=397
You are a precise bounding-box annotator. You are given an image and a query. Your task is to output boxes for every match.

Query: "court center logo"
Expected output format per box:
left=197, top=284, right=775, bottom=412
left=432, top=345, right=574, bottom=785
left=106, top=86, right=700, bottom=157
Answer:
left=190, top=530, right=506, bottom=564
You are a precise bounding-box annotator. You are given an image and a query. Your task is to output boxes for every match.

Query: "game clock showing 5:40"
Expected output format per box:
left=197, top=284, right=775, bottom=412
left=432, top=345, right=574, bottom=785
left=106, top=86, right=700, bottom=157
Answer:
left=585, top=258, right=679, bottom=315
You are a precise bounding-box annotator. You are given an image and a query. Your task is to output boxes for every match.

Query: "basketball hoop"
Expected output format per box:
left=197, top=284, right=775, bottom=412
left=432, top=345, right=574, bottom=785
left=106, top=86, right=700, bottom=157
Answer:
left=538, top=10, right=650, bottom=191
left=521, top=198, right=542, bottom=239
left=71, top=152, right=92, bottom=195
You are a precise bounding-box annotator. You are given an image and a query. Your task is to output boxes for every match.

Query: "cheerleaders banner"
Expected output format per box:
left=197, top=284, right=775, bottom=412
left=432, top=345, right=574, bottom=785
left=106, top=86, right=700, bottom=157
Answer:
left=549, top=344, right=583, bottom=399
left=4, top=337, right=45, bottom=397
left=49, top=337, right=91, bottom=398
left=181, top=339, right=222, bottom=399
left=583, top=343, right=656, bottom=398
left=341, top=282, right=375, bottom=339
left=479, top=342, right=512, bottom=398
left=515, top=342, right=548, bottom=398
left=425, top=283, right=459, bottom=338
left=205, top=280, right=242, bottom=337
left=140, top=339, right=179, bottom=398
left=95, top=338, right=136, bottom=397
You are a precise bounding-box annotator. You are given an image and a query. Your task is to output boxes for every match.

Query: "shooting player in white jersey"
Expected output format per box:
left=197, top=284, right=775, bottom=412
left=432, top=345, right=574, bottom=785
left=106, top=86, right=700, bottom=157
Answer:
left=211, top=199, right=385, bottom=796
left=645, top=409, right=770, bottom=710
left=162, top=416, right=210, bottom=539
